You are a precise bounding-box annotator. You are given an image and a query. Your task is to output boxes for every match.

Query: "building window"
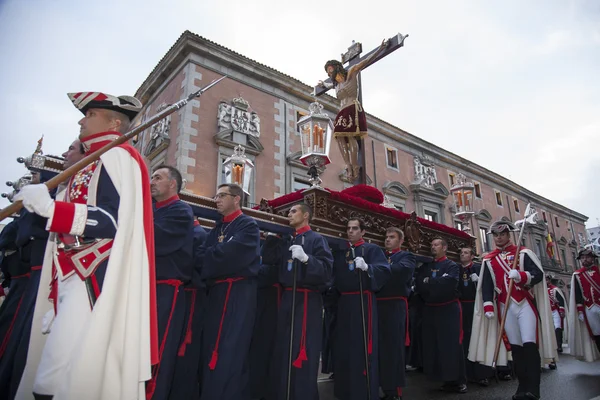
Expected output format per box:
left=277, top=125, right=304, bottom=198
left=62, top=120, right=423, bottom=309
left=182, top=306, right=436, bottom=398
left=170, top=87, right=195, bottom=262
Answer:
left=395, top=204, right=404, bottom=212
left=295, top=110, right=307, bottom=133
left=555, top=216, right=560, bottom=227
left=560, top=248, right=567, bottom=268
left=455, top=220, right=464, bottom=231
left=494, top=190, right=503, bottom=207
left=293, top=178, right=310, bottom=192
left=542, top=211, right=547, bottom=222
left=448, top=172, right=456, bottom=187
left=424, top=211, right=438, bottom=222
left=572, top=251, right=578, bottom=270
left=385, top=145, right=398, bottom=170
left=474, top=182, right=482, bottom=199
left=535, top=239, right=543, bottom=258
left=513, top=198, right=520, bottom=213
left=480, top=227, right=490, bottom=252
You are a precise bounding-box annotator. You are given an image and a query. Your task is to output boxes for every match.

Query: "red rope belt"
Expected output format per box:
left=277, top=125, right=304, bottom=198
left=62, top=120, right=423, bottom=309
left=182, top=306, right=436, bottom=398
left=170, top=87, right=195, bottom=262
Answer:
left=426, top=298, right=463, bottom=344
left=341, top=290, right=373, bottom=356
left=147, top=279, right=183, bottom=400
left=0, top=269, right=34, bottom=357
left=177, top=288, right=197, bottom=357
left=208, top=277, right=246, bottom=370
left=274, top=283, right=282, bottom=309
left=377, top=296, right=410, bottom=346
left=285, top=287, right=317, bottom=368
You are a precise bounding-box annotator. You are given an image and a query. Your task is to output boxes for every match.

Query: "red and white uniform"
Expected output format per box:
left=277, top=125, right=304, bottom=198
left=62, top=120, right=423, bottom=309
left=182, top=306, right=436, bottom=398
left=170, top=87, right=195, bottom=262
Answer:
left=573, top=266, right=600, bottom=336
left=17, top=131, right=158, bottom=400
left=568, top=265, right=600, bottom=362
left=547, top=284, right=566, bottom=330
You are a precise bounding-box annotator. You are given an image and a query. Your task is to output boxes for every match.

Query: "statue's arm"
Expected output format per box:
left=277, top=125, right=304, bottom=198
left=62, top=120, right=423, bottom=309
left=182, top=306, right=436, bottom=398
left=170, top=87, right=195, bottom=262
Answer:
left=347, top=39, right=389, bottom=79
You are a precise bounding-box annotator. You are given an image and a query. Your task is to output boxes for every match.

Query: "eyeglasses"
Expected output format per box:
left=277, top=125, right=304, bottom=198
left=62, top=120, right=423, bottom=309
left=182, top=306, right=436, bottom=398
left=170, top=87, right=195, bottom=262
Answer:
left=213, top=193, right=235, bottom=200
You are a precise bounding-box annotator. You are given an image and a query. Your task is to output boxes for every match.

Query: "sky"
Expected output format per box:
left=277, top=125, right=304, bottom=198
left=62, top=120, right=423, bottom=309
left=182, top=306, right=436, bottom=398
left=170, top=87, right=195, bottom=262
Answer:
left=0, top=0, right=598, bottom=229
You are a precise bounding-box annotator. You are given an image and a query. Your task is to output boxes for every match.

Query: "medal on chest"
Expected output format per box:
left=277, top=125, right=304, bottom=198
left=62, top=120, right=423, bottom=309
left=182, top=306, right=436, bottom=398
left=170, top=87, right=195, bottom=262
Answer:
left=287, top=259, right=294, bottom=271
left=431, top=269, right=438, bottom=278
left=69, top=160, right=99, bottom=202
left=348, top=259, right=355, bottom=271
left=463, top=272, right=469, bottom=287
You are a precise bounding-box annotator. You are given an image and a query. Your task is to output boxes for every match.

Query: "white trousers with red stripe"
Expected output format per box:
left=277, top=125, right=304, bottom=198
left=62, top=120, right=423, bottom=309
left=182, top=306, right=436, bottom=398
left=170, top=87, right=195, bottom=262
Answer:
left=552, top=310, right=562, bottom=330
left=585, top=304, right=600, bottom=335
left=499, top=300, right=537, bottom=346
left=33, top=274, right=91, bottom=395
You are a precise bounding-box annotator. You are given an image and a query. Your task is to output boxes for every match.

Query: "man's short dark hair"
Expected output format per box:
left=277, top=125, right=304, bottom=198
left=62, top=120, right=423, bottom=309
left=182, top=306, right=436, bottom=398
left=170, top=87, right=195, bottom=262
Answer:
left=78, top=143, right=85, bottom=154
left=386, top=226, right=404, bottom=241
left=461, top=246, right=476, bottom=257
left=432, top=237, right=448, bottom=248
left=155, top=165, right=183, bottom=193
left=348, top=217, right=366, bottom=231
left=218, top=183, right=245, bottom=204
left=296, top=203, right=313, bottom=221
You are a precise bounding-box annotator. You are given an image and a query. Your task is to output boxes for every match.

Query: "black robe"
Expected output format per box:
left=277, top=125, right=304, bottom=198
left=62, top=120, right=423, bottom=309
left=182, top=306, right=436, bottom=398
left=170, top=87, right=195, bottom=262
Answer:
left=197, top=213, right=260, bottom=400
left=376, top=250, right=415, bottom=396
left=321, top=286, right=338, bottom=374
left=147, top=197, right=194, bottom=400
left=415, top=257, right=466, bottom=383
left=459, top=262, right=493, bottom=382
left=269, top=229, right=333, bottom=400
left=0, top=210, right=49, bottom=400
left=249, top=235, right=285, bottom=399
left=170, top=223, right=208, bottom=400
left=333, top=242, right=390, bottom=400
left=0, top=221, right=26, bottom=352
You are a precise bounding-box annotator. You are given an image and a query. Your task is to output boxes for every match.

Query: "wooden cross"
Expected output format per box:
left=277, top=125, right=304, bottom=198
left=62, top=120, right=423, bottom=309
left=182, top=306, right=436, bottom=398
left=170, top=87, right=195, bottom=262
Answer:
left=314, top=33, right=408, bottom=185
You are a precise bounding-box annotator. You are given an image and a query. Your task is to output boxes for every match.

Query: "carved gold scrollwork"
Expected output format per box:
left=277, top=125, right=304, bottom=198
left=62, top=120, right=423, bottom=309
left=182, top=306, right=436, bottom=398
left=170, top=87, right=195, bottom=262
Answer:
left=404, top=212, right=422, bottom=253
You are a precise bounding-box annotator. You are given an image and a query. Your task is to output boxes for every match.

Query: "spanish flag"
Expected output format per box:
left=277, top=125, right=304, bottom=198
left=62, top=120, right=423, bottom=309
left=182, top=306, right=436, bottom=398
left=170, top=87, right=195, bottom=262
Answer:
left=546, top=233, right=555, bottom=258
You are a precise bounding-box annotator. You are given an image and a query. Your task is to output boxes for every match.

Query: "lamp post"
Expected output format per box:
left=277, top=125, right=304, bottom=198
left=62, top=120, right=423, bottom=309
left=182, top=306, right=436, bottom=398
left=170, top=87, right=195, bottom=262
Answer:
left=222, top=144, right=254, bottom=196
left=297, top=101, right=333, bottom=188
left=450, top=173, right=475, bottom=233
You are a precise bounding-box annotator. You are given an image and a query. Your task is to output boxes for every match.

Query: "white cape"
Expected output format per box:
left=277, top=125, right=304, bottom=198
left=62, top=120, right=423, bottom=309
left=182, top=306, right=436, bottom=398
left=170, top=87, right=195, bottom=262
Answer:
left=568, top=272, right=600, bottom=362
left=468, top=249, right=557, bottom=366
left=16, top=147, right=154, bottom=400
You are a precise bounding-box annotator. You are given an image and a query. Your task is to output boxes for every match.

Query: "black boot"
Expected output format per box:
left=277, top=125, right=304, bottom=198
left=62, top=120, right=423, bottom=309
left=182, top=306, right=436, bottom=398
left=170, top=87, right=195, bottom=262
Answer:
left=595, top=336, right=600, bottom=354
left=511, top=344, right=526, bottom=399
left=33, top=394, right=54, bottom=400
left=555, top=328, right=563, bottom=353
left=523, top=342, right=541, bottom=400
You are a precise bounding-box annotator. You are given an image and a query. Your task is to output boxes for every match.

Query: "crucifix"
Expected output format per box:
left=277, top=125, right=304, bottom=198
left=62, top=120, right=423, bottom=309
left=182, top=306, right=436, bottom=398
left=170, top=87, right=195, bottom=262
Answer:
left=313, top=33, right=408, bottom=185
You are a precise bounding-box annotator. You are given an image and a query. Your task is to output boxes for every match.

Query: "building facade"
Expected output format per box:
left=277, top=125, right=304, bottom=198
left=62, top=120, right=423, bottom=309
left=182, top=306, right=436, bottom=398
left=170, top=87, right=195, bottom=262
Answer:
left=133, top=31, right=588, bottom=287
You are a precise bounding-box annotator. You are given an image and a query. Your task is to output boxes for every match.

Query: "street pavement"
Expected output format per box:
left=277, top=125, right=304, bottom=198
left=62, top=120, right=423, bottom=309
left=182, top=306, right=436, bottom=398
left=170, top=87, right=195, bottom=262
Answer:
left=317, top=350, right=600, bottom=400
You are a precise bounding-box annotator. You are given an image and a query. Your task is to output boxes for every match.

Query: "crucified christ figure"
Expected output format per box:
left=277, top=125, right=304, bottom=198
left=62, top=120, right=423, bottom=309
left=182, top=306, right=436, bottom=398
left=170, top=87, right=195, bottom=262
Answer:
left=317, top=38, right=389, bottom=181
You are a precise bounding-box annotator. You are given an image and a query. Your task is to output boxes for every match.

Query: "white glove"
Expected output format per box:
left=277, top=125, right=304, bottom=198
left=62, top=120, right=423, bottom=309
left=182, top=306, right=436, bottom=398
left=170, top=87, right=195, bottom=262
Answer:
left=470, top=273, right=479, bottom=282
left=289, top=245, right=309, bottom=263
left=13, top=184, right=55, bottom=218
left=578, top=312, right=585, bottom=323
left=41, top=308, right=55, bottom=334
left=485, top=312, right=495, bottom=319
left=354, top=257, right=368, bottom=272
left=508, top=269, right=521, bottom=282
left=442, top=273, right=449, bottom=277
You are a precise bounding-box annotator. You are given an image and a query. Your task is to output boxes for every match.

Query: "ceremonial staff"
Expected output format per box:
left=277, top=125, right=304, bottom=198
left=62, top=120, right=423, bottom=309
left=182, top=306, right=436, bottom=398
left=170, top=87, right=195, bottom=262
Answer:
left=351, top=246, right=371, bottom=400
left=286, top=234, right=304, bottom=400
left=492, top=204, right=537, bottom=368
left=0, top=76, right=227, bottom=222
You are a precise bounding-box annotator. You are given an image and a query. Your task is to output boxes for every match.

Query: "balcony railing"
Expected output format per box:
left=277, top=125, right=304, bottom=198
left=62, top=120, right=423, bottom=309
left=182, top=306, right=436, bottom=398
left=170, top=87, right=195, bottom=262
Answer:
left=538, top=255, right=569, bottom=273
